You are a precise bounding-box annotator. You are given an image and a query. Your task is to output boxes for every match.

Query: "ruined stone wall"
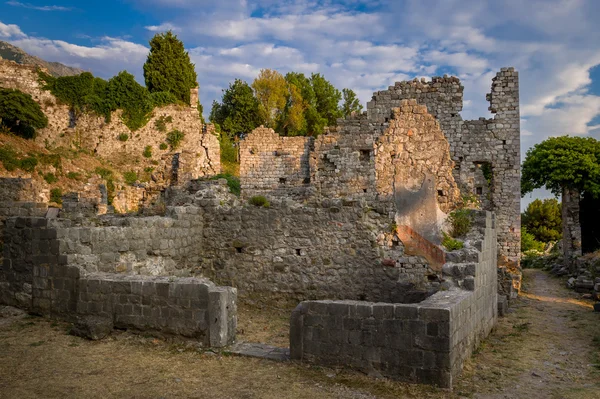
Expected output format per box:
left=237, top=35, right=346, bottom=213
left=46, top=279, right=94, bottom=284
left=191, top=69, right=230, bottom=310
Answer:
left=0, top=213, right=236, bottom=345
left=240, top=127, right=313, bottom=199
left=562, top=187, right=582, bottom=259
left=193, top=181, right=439, bottom=303
left=0, top=59, right=220, bottom=183
left=290, top=211, right=498, bottom=388
left=367, top=70, right=520, bottom=267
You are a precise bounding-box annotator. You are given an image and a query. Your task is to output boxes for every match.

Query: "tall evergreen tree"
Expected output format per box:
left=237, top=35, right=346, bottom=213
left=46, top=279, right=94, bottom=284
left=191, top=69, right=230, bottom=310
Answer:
left=210, top=79, right=264, bottom=138
left=143, top=31, right=198, bottom=104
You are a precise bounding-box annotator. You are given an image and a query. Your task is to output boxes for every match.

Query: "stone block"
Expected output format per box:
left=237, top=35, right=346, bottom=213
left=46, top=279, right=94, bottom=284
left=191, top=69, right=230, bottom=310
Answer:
left=70, top=315, right=113, bottom=340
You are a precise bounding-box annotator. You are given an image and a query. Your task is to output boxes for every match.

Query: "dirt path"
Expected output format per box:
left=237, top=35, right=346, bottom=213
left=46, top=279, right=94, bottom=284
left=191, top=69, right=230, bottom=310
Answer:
left=0, top=269, right=598, bottom=398
left=454, top=268, right=600, bottom=398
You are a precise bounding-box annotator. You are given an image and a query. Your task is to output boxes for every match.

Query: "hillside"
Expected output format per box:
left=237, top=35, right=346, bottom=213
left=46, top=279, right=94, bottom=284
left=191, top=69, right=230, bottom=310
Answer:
left=0, top=41, right=83, bottom=77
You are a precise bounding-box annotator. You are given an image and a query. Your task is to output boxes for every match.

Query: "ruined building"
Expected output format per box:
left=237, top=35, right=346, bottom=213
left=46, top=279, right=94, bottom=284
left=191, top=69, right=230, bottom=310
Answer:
left=0, top=66, right=520, bottom=388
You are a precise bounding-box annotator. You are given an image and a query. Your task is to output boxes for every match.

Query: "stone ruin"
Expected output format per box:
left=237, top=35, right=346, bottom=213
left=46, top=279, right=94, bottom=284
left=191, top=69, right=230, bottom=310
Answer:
left=0, top=68, right=521, bottom=388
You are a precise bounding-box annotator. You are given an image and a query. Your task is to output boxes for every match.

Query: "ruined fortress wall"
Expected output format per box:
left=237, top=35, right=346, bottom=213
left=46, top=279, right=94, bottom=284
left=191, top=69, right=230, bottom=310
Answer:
left=0, top=214, right=236, bottom=345
left=240, top=127, right=313, bottom=199
left=195, top=182, right=438, bottom=303
left=290, top=211, right=498, bottom=388
left=0, top=59, right=220, bottom=181
left=366, top=69, right=520, bottom=268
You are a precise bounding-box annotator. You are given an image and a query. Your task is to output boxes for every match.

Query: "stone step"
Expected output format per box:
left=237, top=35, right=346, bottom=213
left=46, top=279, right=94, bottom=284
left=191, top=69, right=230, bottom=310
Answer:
left=228, top=342, right=290, bottom=362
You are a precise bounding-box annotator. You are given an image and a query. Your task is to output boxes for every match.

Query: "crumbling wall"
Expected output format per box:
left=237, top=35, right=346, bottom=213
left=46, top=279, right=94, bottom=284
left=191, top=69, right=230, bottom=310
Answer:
left=290, top=211, right=498, bottom=388
left=562, top=187, right=582, bottom=259
left=0, top=59, right=220, bottom=183
left=0, top=213, right=236, bottom=345
left=240, top=126, right=313, bottom=199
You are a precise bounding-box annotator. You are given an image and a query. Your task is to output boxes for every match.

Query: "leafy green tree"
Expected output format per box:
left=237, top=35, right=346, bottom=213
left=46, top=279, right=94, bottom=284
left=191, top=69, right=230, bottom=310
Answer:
left=143, top=31, right=198, bottom=104
left=342, top=88, right=363, bottom=117
left=210, top=79, right=264, bottom=138
left=252, top=69, right=288, bottom=129
left=310, top=73, right=342, bottom=126
left=521, top=136, right=600, bottom=197
left=521, top=198, right=562, bottom=242
left=0, top=88, right=48, bottom=139
left=278, top=83, right=307, bottom=136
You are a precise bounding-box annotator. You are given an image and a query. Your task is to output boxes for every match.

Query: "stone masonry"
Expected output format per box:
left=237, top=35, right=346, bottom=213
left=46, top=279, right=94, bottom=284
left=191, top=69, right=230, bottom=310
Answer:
left=290, top=211, right=498, bottom=388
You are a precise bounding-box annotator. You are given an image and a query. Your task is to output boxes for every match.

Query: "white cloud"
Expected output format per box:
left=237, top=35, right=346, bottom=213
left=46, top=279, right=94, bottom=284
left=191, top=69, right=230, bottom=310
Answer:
left=0, top=21, right=26, bottom=38
left=145, top=23, right=181, bottom=32
left=5, top=1, right=73, bottom=11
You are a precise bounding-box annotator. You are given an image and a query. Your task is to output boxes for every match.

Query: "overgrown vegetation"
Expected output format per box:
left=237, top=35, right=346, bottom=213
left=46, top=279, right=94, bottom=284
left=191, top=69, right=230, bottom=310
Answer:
left=159, top=143, right=168, bottom=150
left=442, top=231, right=464, bottom=251
left=66, top=171, right=81, bottom=180
left=0, top=88, right=48, bottom=139
left=0, top=145, right=38, bottom=172
left=249, top=195, right=270, bottom=207
left=210, top=173, right=241, bottom=196
left=18, top=156, right=37, bottom=172
left=123, top=171, right=138, bottom=185
left=154, top=115, right=173, bottom=132
left=43, top=172, right=58, bottom=184
left=117, top=133, right=129, bottom=142
left=143, top=146, right=152, bottom=158
left=448, top=208, right=472, bottom=237
left=521, top=227, right=546, bottom=253
left=166, top=129, right=185, bottom=150
left=50, top=188, right=62, bottom=204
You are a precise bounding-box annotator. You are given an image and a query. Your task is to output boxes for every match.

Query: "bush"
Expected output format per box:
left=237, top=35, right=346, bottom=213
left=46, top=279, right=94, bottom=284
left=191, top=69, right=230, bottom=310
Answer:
left=118, top=133, right=129, bottom=142
left=166, top=129, right=185, bottom=150
left=66, top=171, right=81, bottom=180
left=448, top=209, right=472, bottom=237
left=211, top=173, right=241, bottom=196
left=143, top=145, right=152, bottom=158
left=38, top=153, right=62, bottom=169
left=43, top=172, right=58, bottom=184
left=249, top=195, right=270, bottom=207
left=18, top=156, right=38, bottom=172
left=0, top=145, right=19, bottom=171
left=442, top=232, right=464, bottom=251
left=150, top=91, right=179, bottom=108
left=219, top=133, right=238, bottom=164
left=0, top=88, right=48, bottom=139
left=159, top=142, right=168, bottom=150
left=521, top=227, right=545, bottom=252
left=95, top=167, right=113, bottom=179
left=50, top=188, right=62, bottom=204
left=123, top=171, right=138, bottom=185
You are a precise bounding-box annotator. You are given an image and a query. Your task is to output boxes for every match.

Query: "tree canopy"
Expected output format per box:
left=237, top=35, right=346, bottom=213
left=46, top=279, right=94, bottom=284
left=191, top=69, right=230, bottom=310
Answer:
left=143, top=31, right=198, bottom=104
left=0, top=88, right=48, bottom=139
left=210, top=79, right=264, bottom=138
left=252, top=69, right=288, bottom=129
left=521, top=198, right=562, bottom=242
left=342, top=88, right=363, bottom=117
left=521, top=136, right=600, bottom=197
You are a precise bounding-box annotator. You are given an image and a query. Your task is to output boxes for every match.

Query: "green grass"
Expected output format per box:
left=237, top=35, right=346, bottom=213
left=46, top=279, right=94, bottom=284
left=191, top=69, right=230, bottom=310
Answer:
left=249, top=195, right=270, bottom=208
left=210, top=173, right=241, bottom=196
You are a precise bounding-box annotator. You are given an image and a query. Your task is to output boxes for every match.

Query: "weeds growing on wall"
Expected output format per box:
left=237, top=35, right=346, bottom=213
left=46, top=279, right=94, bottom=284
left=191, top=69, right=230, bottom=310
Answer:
left=43, top=172, right=58, bottom=184
left=159, top=143, right=168, bottom=150
left=143, top=146, right=152, bottom=158
left=123, top=171, right=138, bottom=185
left=448, top=209, right=472, bottom=237
left=249, top=195, right=270, bottom=207
left=210, top=173, right=241, bottom=196
left=66, top=171, right=81, bottom=180
left=166, top=129, right=185, bottom=150
left=442, top=232, right=464, bottom=251
left=155, top=115, right=173, bottom=132
left=118, top=133, right=129, bottom=142
left=50, top=188, right=62, bottom=204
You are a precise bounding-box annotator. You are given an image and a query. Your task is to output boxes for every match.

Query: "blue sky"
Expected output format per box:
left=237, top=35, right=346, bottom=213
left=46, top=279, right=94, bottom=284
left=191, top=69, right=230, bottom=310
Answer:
left=1, top=0, right=600, bottom=209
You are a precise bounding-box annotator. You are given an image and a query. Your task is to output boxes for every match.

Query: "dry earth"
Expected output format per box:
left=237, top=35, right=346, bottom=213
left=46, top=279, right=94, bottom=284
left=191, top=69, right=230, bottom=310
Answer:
left=0, top=269, right=598, bottom=398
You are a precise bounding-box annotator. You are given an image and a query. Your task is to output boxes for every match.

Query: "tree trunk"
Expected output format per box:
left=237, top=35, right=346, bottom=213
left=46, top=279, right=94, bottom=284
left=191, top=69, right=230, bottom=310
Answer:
left=561, top=186, right=582, bottom=261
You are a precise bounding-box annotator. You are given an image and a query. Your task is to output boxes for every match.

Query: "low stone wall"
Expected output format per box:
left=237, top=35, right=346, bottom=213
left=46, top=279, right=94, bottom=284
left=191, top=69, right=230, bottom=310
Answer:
left=1, top=214, right=236, bottom=346
left=290, top=212, right=498, bottom=388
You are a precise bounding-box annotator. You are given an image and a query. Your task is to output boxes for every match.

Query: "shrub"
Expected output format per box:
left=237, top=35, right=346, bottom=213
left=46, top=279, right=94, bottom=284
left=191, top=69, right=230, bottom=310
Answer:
left=150, top=91, right=179, bottom=108
left=18, top=156, right=38, bottom=172
left=123, top=171, right=138, bottom=185
left=38, top=153, right=62, bottom=169
left=442, top=232, right=464, bottom=251
left=43, top=172, right=58, bottom=184
left=159, top=142, right=168, bottom=150
left=166, top=129, right=185, bottom=150
left=448, top=209, right=472, bottom=237
left=142, top=145, right=152, bottom=158
left=0, top=88, right=48, bottom=139
left=66, top=171, right=81, bottom=180
left=144, top=167, right=154, bottom=173
left=118, top=133, right=129, bottom=142
left=521, top=227, right=545, bottom=252
left=219, top=132, right=238, bottom=165
left=0, top=145, right=19, bottom=171
left=94, top=167, right=113, bottom=179
left=211, top=173, right=241, bottom=196
left=249, top=195, right=269, bottom=207
left=50, top=188, right=62, bottom=204
left=155, top=115, right=169, bottom=132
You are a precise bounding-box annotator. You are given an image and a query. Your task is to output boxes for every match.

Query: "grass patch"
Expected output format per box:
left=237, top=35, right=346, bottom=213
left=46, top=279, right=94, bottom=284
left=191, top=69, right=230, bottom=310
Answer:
left=448, top=208, right=472, bottom=237
left=123, top=171, right=138, bottom=185
left=117, top=133, right=129, bottom=142
left=166, top=129, right=185, bottom=150
left=248, top=195, right=269, bottom=208
left=442, top=231, right=464, bottom=251
left=210, top=173, right=241, bottom=196
left=143, top=145, right=152, bottom=158
left=43, top=172, right=58, bottom=184
left=66, top=171, right=82, bottom=180
left=50, top=188, right=62, bottom=204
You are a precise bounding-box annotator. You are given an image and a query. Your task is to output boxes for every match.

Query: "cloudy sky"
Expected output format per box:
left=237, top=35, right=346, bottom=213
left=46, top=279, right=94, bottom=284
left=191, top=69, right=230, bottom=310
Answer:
left=1, top=0, right=599, bottom=207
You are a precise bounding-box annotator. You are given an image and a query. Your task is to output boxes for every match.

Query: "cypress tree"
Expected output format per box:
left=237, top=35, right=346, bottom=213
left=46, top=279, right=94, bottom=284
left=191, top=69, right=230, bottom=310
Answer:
left=143, top=31, right=198, bottom=104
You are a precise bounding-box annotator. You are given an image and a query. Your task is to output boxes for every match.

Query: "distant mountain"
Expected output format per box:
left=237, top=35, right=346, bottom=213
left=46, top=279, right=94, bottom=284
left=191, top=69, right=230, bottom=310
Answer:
left=0, top=41, right=84, bottom=77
